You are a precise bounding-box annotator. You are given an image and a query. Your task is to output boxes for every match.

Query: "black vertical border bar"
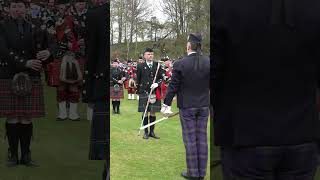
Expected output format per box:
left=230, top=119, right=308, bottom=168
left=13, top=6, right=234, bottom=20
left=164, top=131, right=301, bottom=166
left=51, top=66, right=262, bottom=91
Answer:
left=210, top=0, right=214, bottom=179
left=106, top=0, right=111, bottom=177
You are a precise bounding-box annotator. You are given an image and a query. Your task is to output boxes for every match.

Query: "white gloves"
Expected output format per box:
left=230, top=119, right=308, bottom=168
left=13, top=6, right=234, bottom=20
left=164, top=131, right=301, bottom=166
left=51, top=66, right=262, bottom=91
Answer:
left=150, top=83, right=159, bottom=89
left=161, top=104, right=173, bottom=116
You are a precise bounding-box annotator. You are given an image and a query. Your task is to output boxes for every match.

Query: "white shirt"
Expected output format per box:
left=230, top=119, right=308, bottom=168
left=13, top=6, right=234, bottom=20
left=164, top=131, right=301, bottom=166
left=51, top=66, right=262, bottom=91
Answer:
left=146, top=61, right=153, bottom=68
left=188, top=51, right=197, bottom=56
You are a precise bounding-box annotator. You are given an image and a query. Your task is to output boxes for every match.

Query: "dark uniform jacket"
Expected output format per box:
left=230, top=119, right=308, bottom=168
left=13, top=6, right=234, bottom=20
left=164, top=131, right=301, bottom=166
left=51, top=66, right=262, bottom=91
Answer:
left=83, top=3, right=108, bottom=103
left=110, top=67, right=125, bottom=86
left=164, top=53, right=210, bottom=109
left=0, top=19, right=51, bottom=79
left=136, top=61, right=164, bottom=95
left=212, top=0, right=320, bottom=147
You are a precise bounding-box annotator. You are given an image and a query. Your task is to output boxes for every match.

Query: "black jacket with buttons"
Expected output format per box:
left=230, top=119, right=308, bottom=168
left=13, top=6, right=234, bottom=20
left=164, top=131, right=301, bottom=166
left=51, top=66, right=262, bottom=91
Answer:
left=82, top=3, right=108, bottom=103
left=136, top=61, right=165, bottom=95
left=0, top=19, right=53, bottom=79
left=212, top=0, right=320, bottom=147
left=110, top=67, right=125, bottom=86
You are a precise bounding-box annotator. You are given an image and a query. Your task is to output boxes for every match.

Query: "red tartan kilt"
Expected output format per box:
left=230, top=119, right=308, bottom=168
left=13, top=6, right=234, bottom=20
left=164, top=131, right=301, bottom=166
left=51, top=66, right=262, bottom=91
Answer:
left=47, top=58, right=84, bottom=87
left=47, top=60, right=61, bottom=87
left=127, top=87, right=136, bottom=94
left=161, top=82, right=168, bottom=99
left=0, top=79, right=45, bottom=118
left=124, top=80, right=129, bottom=89
left=110, top=86, right=124, bottom=99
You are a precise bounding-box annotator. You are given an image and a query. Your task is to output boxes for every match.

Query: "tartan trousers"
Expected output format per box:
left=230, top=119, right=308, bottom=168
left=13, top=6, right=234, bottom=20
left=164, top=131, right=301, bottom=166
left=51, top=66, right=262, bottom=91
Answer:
left=180, top=107, right=209, bottom=177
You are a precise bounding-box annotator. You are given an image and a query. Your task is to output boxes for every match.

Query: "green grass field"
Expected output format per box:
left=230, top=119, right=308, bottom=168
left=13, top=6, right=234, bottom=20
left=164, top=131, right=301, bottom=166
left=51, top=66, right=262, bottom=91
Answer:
left=0, top=81, right=104, bottom=180
left=110, top=92, right=210, bottom=180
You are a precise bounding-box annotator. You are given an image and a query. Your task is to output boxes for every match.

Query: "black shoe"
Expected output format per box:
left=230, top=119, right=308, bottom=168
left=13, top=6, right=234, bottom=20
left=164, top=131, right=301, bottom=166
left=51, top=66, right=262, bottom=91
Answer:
left=112, top=109, right=116, bottom=114
left=149, top=132, right=160, bottom=139
left=143, top=133, right=149, bottom=139
left=181, top=171, right=199, bottom=180
left=56, top=117, right=66, bottom=121
left=20, top=152, right=39, bottom=167
left=6, top=149, right=19, bottom=167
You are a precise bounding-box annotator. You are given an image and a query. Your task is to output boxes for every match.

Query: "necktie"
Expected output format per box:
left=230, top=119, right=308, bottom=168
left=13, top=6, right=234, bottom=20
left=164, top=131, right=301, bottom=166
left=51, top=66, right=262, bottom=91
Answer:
left=148, top=63, right=152, bottom=69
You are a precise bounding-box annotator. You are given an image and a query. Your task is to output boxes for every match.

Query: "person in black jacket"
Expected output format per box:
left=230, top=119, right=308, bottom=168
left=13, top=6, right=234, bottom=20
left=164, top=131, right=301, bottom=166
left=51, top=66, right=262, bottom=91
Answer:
left=136, top=48, right=165, bottom=139
left=212, top=0, right=320, bottom=179
left=162, top=33, right=210, bottom=180
left=0, top=0, right=52, bottom=167
left=110, top=60, right=125, bottom=114
left=83, top=0, right=108, bottom=179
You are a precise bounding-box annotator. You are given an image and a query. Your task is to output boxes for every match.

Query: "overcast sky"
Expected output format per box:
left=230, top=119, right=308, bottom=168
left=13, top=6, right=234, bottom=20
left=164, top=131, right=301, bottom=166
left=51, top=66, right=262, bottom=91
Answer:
left=148, top=0, right=167, bottom=23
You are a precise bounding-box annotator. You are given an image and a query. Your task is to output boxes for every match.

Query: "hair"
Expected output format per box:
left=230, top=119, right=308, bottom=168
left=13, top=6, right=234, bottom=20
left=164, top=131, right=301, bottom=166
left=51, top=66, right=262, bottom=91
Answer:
left=189, top=42, right=202, bottom=52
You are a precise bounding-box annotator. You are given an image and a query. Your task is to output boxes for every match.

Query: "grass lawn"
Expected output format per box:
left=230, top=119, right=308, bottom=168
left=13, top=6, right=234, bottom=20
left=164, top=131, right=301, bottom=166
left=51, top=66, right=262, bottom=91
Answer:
left=0, top=81, right=104, bottom=180
left=110, top=91, right=211, bottom=180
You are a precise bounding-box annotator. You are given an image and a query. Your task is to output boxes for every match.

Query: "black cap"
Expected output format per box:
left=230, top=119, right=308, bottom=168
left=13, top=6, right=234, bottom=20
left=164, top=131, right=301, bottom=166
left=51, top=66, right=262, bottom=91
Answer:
left=143, top=47, right=153, bottom=54
left=187, top=33, right=202, bottom=43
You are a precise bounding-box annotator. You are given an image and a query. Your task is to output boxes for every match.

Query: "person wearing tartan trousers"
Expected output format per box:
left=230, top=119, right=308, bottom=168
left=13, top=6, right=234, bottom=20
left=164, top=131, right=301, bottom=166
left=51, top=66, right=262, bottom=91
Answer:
left=161, top=33, right=210, bottom=180
left=110, top=60, right=125, bottom=114
left=83, top=0, right=108, bottom=179
left=136, top=48, right=165, bottom=140
left=0, top=0, right=52, bottom=167
left=213, top=1, right=320, bottom=179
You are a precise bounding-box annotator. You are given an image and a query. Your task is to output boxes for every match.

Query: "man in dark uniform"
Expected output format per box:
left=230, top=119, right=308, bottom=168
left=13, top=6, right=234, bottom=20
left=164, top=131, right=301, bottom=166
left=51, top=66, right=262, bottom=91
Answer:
left=161, top=33, right=210, bottom=180
left=110, top=60, right=125, bottom=114
left=136, top=48, right=164, bottom=139
left=213, top=1, right=320, bottom=179
left=0, top=0, right=52, bottom=167
left=83, top=0, right=108, bottom=179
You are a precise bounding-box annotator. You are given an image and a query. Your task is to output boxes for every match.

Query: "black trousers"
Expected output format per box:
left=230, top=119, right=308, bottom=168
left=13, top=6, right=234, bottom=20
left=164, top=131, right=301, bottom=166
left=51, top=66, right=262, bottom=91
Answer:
left=221, top=143, right=318, bottom=180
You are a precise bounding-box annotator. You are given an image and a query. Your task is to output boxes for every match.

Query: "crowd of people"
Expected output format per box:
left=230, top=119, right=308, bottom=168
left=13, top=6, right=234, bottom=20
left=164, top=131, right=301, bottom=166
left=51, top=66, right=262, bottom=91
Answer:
left=0, top=0, right=108, bottom=179
left=110, top=55, right=174, bottom=115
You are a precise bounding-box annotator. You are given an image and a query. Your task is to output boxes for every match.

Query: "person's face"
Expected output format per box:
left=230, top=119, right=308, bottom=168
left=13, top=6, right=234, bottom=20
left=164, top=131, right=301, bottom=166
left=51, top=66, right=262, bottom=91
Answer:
left=75, top=2, right=86, bottom=12
left=48, top=0, right=55, bottom=9
left=56, top=4, right=66, bottom=14
left=112, top=62, right=118, bottom=68
left=10, top=2, right=27, bottom=19
left=144, top=52, right=154, bottom=62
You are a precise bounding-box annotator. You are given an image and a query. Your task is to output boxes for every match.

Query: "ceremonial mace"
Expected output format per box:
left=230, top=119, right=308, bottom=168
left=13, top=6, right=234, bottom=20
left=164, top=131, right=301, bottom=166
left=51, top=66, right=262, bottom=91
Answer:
left=138, top=62, right=161, bottom=135
left=139, top=111, right=179, bottom=130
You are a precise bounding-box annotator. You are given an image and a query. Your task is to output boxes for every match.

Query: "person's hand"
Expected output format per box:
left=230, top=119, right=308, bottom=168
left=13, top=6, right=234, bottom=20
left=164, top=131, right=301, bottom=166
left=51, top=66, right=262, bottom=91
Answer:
left=161, top=104, right=173, bottom=117
left=37, top=50, right=51, bottom=61
left=117, top=80, right=123, bottom=84
left=150, top=83, right=158, bottom=89
left=26, top=59, right=42, bottom=71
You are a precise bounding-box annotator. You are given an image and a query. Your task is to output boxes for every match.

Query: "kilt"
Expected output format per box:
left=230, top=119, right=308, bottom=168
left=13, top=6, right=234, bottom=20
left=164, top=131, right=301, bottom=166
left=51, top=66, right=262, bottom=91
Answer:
left=110, top=85, right=124, bottom=99
left=0, top=78, right=45, bottom=119
left=138, top=93, right=161, bottom=112
left=89, top=102, right=108, bottom=160
left=124, top=80, right=129, bottom=89
left=47, top=58, right=85, bottom=87
left=127, top=87, right=136, bottom=94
